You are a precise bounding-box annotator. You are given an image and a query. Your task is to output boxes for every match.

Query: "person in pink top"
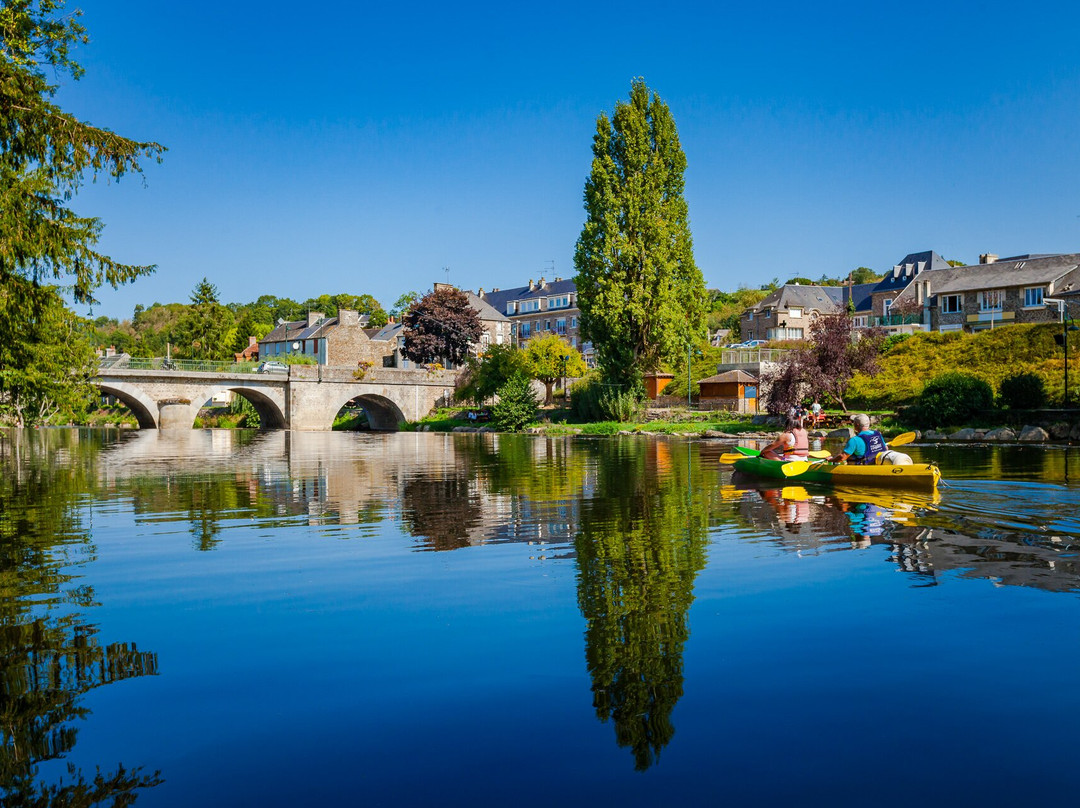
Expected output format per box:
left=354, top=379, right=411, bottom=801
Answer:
left=761, top=414, right=810, bottom=460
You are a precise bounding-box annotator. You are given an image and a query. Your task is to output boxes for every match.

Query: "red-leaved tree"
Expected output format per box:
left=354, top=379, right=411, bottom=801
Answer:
left=401, top=286, right=484, bottom=366
left=764, top=314, right=884, bottom=413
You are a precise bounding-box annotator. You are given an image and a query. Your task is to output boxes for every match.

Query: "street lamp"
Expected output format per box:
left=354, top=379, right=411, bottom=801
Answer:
left=1045, top=298, right=1074, bottom=408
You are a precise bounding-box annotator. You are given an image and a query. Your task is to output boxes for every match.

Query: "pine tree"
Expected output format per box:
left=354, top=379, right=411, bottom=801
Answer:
left=0, top=1, right=165, bottom=304
left=574, top=79, right=706, bottom=392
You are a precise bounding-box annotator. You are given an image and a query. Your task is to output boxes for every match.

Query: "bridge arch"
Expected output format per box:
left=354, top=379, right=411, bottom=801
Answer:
left=202, top=386, right=288, bottom=430
left=330, top=392, right=407, bottom=431
left=95, top=382, right=159, bottom=429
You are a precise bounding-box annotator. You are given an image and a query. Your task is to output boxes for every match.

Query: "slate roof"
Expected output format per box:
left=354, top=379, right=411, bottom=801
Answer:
left=893, top=253, right=1080, bottom=302
left=841, top=282, right=878, bottom=313
left=465, top=291, right=510, bottom=322
left=752, top=285, right=844, bottom=313
left=479, top=278, right=577, bottom=314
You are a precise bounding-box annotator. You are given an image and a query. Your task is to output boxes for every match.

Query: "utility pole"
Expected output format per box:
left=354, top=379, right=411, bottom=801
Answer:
left=1046, top=298, right=1071, bottom=408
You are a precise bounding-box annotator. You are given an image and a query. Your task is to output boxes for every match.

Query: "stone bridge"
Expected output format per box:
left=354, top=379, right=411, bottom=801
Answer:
left=94, top=364, right=461, bottom=430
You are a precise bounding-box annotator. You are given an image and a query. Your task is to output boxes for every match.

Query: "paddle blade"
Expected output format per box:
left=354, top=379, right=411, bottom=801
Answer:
left=719, top=453, right=745, bottom=464
left=888, top=431, right=917, bottom=448
left=808, top=449, right=831, bottom=459
left=781, top=461, right=810, bottom=476
left=734, top=446, right=759, bottom=456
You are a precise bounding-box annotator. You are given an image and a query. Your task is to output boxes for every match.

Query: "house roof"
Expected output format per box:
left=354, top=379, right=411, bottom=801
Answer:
left=699, top=370, right=758, bottom=384
left=479, top=278, right=577, bottom=314
left=260, top=311, right=371, bottom=344
left=465, top=291, right=510, bottom=322
left=894, top=253, right=1080, bottom=302
left=841, top=282, right=878, bottom=313
left=752, top=284, right=844, bottom=313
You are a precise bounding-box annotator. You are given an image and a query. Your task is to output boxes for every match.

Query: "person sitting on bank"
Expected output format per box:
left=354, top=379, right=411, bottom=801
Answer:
left=829, top=413, right=886, bottom=464
left=761, top=414, right=810, bottom=460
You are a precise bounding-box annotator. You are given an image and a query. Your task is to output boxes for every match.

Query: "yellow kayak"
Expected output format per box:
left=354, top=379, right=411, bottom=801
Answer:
left=732, top=456, right=941, bottom=491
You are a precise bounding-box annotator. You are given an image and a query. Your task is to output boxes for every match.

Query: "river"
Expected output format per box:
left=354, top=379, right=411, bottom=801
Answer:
left=1, top=428, right=1078, bottom=806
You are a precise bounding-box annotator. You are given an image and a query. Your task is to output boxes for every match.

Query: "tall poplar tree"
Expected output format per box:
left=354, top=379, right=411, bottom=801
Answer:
left=574, top=79, right=706, bottom=392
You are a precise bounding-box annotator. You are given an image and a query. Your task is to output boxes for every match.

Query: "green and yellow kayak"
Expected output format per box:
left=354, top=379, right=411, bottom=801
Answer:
left=732, top=456, right=941, bottom=491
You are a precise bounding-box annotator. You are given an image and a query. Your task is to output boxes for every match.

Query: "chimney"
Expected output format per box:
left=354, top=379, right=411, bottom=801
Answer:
left=248, top=335, right=257, bottom=347
left=478, top=287, right=485, bottom=297
left=980, top=253, right=998, bottom=264
left=492, top=287, right=499, bottom=293
left=307, top=311, right=324, bottom=327
left=528, top=279, right=535, bottom=291
left=554, top=276, right=562, bottom=282
left=338, top=309, right=359, bottom=326
left=539, top=276, right=546, bottom=288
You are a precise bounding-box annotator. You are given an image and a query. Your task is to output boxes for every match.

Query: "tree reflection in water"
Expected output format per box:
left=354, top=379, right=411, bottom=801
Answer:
left=574, top=440, right=709, bottom=770
left=0, top=431, right=162, bottom=805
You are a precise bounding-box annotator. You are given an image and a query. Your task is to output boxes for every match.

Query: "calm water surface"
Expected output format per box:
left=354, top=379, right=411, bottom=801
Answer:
left=2, top=429, right=1079, bottom=806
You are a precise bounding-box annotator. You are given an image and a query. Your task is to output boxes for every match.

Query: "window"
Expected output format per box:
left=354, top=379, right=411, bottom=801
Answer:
left=520, top=322, right=531, bottom=338
left=941, top=294, right=962, bottom=313
left=1024, top=286, right=1044, bottom=307
left=570, top=337, right=576, bottom=347
left=571, top=316, right=577, bottom=328
left=852, top=316, right=868, bottom=328
left=747, top=311, right=754, bottom=320
left=556, top=318, right=566, bottom=335
left=788, top=307, right=803, bottom=318
left=882, top=299, right=893, bottom=318
left=506, top=302, right=516, bottom=315
left=979, top=289, right=1004, bottom=311
left=544, top=320, right=551, bottom=331
left=548, top=295, right=569, bottom=309
left=521, top=299, right=540, bottom=313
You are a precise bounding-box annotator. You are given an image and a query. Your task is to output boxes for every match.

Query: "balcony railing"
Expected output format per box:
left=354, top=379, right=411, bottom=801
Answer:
left=868, top=314, right=924, bottom=327
left=720, top=348, right=791, bottom=365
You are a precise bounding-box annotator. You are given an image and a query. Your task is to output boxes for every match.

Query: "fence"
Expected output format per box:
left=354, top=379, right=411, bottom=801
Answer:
left=719, top=348, right=789, bottom=366
left=98, top=356, right=260, bottom=373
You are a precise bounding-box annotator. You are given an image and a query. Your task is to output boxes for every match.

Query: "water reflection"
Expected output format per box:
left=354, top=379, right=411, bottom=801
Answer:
left=0, top=430, right=161, bottom=804
left=574, top=440, right=709, bottom=770
left=5, top=429, right=1080, bottom=783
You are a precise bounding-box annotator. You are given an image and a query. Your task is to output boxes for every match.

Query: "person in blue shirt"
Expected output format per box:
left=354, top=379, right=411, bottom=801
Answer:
left=829, top=413, right=887, bottom=465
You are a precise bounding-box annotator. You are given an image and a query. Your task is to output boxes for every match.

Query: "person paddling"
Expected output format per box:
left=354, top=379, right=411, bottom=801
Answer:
left=829, top=413, right=886, bottom=464
left=761, top=414, right=810, bottom=460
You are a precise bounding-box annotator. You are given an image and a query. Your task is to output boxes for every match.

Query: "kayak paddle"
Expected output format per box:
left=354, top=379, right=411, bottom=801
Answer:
left=887, top=431, right=916, bottom=447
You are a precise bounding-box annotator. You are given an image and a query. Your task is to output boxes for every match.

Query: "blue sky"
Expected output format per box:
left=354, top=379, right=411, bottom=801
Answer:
left=61, top=0, right=1080, bottom=318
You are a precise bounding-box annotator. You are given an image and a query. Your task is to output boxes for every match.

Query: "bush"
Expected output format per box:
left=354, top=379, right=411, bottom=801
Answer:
left=913, top=372, right=994, bottom=428
left=490, top=374, right=538, bottom=432
left=880, top=333, right=911, bottom=353
left=568, top=375, right=644, bottom=422
left=999, top=372, right=1046, bottom=410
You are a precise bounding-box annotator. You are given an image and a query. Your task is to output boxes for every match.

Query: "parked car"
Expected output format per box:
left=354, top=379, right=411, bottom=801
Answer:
left=741, top=340, right=768, bottom=348
left=255, top=361, right=288, bottom=374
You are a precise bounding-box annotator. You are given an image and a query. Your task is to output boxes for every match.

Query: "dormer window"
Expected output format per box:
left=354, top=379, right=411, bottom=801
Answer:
left=788, top=307, right=803, bottom=318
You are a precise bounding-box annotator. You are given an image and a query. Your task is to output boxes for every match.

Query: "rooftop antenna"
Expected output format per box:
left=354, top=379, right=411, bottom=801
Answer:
left=546, top=259, right=555, bottom=276
left=443, top=266, right=450, bottom=285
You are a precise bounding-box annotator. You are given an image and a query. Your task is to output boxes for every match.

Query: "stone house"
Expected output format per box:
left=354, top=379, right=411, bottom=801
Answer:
left=258, top=310, right=394, bottom=366
left=478, top=277, right=593, bottom=365
left=740, top=285, right=845, bottom=342
left=890, top=253, right=1080, bottom=332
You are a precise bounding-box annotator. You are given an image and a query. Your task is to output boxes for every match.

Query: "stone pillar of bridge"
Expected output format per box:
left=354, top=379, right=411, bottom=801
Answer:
left=158, top=398, right=194, bottom=429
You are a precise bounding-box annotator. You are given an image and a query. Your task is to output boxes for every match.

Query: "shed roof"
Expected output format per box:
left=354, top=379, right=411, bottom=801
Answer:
left=699, top=370, right=758, bottom=384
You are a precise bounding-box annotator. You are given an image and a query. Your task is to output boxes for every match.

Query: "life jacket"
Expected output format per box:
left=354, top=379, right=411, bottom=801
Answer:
left=782, top=428, right=810, bottom=458
left=852, top=430, right=887, bottom=464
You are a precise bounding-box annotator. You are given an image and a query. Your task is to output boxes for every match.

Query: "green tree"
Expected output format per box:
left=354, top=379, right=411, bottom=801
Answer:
left=574, top=79, right=706, bottom=392
left=489, top=374, right=538, bottom=432
left=0, top=0, right=164, bottom=304
left=457, top=343, right=530, bottom=404
left=174, top=278, right=235, bottom=360
left=0, top=280, right=96, bottom=427
left=848, top=267, right=883, bottom=284
left=524, top=334, right=587, bottom=404
left=391, top=291, right=420, bottom=318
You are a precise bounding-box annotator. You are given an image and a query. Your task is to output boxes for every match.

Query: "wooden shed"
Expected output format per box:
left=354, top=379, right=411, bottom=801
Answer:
left=644, top=372, right=676, bottom=399
left=698, top=369, right=758, bottom=413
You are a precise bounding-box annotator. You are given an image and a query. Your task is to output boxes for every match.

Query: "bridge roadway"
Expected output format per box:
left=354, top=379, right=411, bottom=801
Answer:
left=94, top=364, right=460, bottom=430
